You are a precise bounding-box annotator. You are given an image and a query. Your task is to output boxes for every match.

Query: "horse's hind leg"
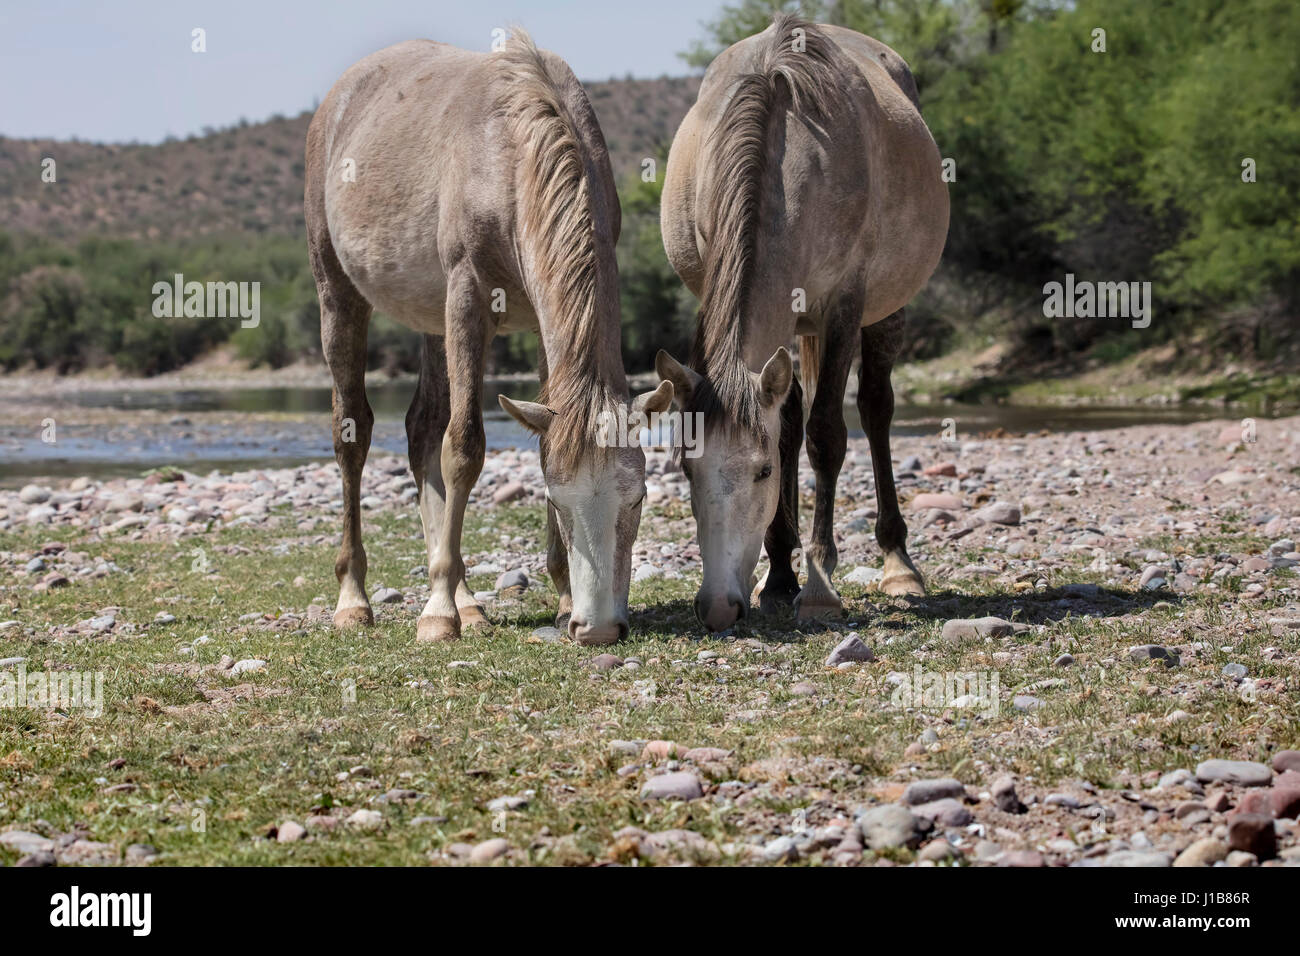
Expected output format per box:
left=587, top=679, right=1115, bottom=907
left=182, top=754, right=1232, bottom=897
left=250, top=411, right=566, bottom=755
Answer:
left=406, top=335, right=487, bottom=632
left=313, top=233, right=375, bottom=629
left=417, top=263, right=490, bottom=643
left=858, top=310, right=925, bottom=596
left=796, top=301, right=859, bottom=620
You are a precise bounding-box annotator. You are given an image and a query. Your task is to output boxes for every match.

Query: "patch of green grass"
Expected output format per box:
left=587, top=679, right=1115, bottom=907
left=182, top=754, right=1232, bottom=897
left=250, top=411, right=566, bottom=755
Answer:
left=0, top=500, right=1296, bottom=865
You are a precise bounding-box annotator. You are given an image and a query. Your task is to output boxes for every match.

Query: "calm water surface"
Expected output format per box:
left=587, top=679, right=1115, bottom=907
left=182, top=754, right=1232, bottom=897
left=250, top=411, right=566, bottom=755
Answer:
left=0, top=379, right=1263, bottom=483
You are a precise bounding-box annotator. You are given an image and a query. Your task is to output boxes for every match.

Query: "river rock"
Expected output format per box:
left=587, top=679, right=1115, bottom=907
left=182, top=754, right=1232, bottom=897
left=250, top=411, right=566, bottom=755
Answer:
left=18, top=485, right=51, bottom=504
left=1271, top=750, right=1300, bottom=773
left=492, top=482, right=525, bottom=504
left=942, top=617, right=1014, bottom=642
left=910, top=798, right=972, bottom=827
left=1173, top=838, right=1228, bottom=867
left=825, top=634, right=875, bottom=666
left=991, top=774, right=1027, bottom=813
left=0, top=831, right=54, bottom=854
left=495, top=569, right=528, bottom=594
left=911, top=493, right=963, bottom=511
left=858, top=804, right=927, bottom=849
left=901, top=778, right=965, bottom=806
left=1226, top=813, right=1275, bottom=859
left=640, top=772, right=703, bottom=801
left=1195, top=759, right=1272, bottom=787
left=277, top=820, right=306, bottom=843
left=975, top=502, right=1021, bottom=525
left=470, top=837, right=510, bottom=862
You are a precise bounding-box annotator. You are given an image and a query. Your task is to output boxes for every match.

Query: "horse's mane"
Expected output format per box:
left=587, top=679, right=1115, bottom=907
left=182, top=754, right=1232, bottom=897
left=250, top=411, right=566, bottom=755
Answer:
left=689, top=14, right=853, bottom=433
left=494, top=30, right=621, bottom=473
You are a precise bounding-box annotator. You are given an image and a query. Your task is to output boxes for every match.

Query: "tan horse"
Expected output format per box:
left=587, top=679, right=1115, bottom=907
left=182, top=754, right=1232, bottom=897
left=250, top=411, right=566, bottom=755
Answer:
left=306, top=32, right=671, bottom=645
left=656, top=16, right=949, bottom=631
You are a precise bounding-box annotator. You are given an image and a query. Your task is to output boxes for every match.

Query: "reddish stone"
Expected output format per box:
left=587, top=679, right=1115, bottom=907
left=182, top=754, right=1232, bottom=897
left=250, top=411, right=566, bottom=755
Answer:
left=923, top=462, right=958, bottom=477
left=998, top=850, right=1046, bottom=867
left=1226, top=813, right=1276, bottom=859
left=1270, top=787, right=1300, bottom=820
left=910, top=492, right=963, bottom=511
left=1234, top=791, right=1272, bottom=816
left=1205, top=791, right=1231, bottom=813
left=1272, top=750, right=1300, bottom=774
left=1217, top=425, right=1246, bottom=445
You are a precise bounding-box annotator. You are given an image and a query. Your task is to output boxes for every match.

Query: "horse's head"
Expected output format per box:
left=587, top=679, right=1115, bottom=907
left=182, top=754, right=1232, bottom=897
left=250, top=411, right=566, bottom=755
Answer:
left=500, top=381, right=673, bottom=644
left=656, top=347, right=793, bottom=632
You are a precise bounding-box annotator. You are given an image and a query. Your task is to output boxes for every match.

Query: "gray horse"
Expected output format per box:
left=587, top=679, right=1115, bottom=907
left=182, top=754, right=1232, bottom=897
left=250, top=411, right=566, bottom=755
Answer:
left=306, top=32, right=671, bottom=644
left=656, top=16, right=949, bottom=631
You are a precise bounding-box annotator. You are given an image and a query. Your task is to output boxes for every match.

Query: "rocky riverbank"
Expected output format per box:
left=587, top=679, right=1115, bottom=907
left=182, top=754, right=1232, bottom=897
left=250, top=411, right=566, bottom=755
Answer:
left=0, top=414, right=1297, bottom=866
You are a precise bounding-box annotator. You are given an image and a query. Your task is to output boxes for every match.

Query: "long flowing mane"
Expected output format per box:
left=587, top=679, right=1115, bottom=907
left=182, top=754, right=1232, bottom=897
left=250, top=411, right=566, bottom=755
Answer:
left=690, top=14, right=852, bottom=432
left=494, top=31, right=621, bottom=472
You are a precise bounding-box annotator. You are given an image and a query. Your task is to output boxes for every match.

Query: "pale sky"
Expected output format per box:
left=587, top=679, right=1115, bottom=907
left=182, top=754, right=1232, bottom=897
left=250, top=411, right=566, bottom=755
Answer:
left=0, top=0, right=715, bottom=143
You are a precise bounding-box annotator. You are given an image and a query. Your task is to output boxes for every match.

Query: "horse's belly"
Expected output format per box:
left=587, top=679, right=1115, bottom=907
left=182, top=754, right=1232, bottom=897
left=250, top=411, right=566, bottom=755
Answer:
left=333, top=229, right=539, bottom=338
left=344, top=251, right=449, bottom=334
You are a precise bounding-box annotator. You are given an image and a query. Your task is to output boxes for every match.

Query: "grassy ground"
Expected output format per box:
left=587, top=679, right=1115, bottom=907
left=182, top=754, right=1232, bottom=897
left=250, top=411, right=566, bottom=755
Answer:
left=2, top=489, right=1296, bottom=866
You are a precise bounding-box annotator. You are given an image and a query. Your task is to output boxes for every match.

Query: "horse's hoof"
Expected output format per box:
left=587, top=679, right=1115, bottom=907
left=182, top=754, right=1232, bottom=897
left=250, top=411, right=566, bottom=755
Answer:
left=758, top=586, right=800, bottom=615
left=879, top=569, right=926, bottom=597
left=416, top=616, right=460, bottom=643
left=333, top=605, right=374, bottom=629
left=794, top=590, right=843, bottom=620
left=458, top=604, right=489, bottom=630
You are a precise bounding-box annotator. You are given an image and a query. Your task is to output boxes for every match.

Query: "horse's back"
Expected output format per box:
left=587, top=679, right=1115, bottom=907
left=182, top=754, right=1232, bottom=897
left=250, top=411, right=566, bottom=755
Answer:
left=664, top=22, right=948, bottom=327
left=307, top=41, right=515, bottom=333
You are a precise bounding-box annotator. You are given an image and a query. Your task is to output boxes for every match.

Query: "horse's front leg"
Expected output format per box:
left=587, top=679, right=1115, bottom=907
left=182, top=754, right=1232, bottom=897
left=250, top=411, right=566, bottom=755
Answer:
left=418, top=265, right=490, bottom=643
left=795, top=302, right=858, bottom=620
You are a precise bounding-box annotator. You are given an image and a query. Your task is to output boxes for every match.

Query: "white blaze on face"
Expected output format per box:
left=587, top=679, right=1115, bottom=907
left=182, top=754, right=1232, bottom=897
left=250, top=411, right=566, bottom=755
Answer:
left=688, top=415, right=782, bottom=631
left=545, top=450, right=645, bottom=643
left=654, top=347, right=794, bottom=633
left=498, top=383, right=672, bottom=645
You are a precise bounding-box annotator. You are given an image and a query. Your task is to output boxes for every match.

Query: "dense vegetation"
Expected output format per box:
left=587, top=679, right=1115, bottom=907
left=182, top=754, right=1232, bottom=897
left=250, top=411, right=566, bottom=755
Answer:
left=687, top=0, right=1299, bottom=375
left=1, top=1, right=1296, bottom=380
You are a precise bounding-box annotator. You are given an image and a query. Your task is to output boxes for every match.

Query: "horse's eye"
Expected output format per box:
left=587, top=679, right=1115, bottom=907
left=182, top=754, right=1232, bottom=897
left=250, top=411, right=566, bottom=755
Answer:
left=755, top=464, right=772, bottom=482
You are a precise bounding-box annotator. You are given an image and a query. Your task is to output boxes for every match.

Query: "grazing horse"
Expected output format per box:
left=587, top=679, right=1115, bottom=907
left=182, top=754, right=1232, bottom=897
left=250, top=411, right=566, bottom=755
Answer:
left=656, top=16, right=949, bottom=631
left=306, top=32, right=671, bottom=645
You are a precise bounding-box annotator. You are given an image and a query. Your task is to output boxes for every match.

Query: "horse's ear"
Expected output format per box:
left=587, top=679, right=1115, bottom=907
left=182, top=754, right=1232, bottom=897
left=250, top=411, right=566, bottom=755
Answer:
left=758, top=347, right=793, bottom=407
left=655, top=350, right=699, bottom=407
left=633, top=379, right=674, bottom=417
left=499, top=395, right=555, bottom=435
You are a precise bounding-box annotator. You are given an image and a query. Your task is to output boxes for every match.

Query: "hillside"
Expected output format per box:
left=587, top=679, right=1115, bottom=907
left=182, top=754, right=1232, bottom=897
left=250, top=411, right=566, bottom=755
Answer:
left=0, top=75, right=701, bottom=242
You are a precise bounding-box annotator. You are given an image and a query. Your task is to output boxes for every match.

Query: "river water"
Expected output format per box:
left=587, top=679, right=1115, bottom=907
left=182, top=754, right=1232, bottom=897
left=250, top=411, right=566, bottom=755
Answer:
left=0, top=380, right=1262, bottom=483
